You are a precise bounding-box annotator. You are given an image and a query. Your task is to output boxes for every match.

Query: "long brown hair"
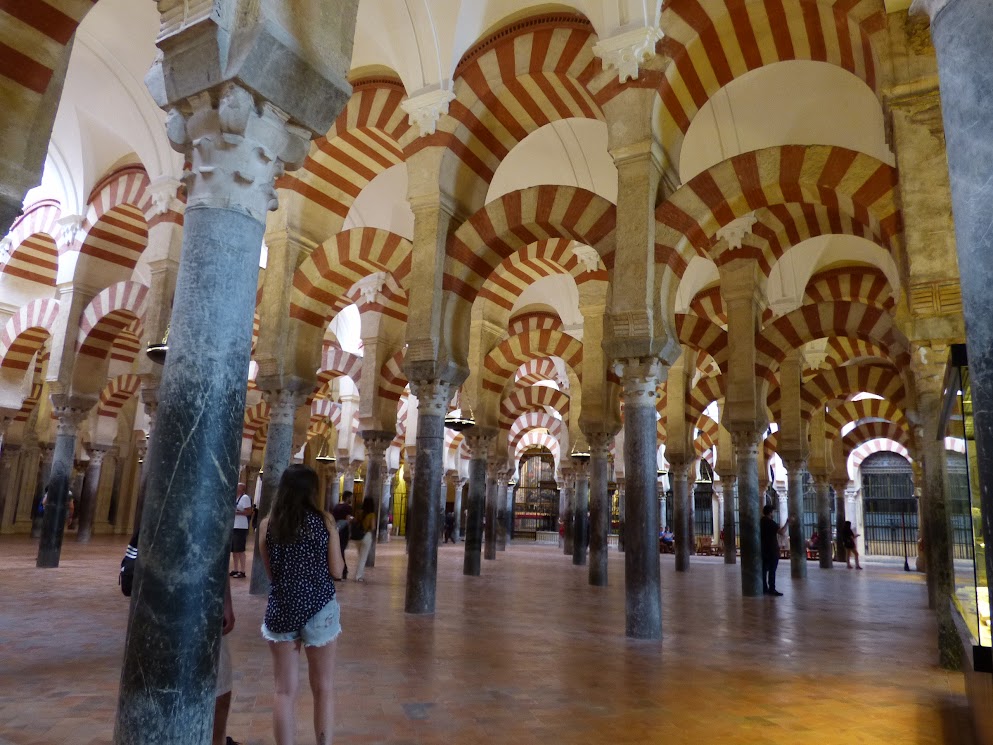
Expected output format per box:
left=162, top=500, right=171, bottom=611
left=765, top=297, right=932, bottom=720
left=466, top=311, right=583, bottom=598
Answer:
left=268, top=464, right=321, bottom=543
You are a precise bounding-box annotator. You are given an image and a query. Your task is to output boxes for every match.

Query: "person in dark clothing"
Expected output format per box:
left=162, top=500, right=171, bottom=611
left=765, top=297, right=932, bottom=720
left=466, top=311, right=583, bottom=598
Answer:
left=331, top=492, right=354, bottom=580
left=760, top=504, right=788, bottom=596
left=443, top=510, right=456, bottom=543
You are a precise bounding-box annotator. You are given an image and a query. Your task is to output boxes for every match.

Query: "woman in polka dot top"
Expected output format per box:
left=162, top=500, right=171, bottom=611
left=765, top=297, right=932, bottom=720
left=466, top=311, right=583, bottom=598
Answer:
left=259, top=464, right=345, bottom=745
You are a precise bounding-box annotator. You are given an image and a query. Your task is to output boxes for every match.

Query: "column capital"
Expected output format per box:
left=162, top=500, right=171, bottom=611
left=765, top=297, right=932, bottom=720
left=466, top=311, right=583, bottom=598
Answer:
left=730, top=430, right=761, bottom=457
left=361, top=431, right=394, bottom=459
left=53, top=406, right=89, bottom=438
left=616, top=357, right=664, bottom=408
left=165, top=83, right=311, bottom=223
left=263, top=388, right=307, bottom=426
left=667, top=457, right=693, bottom=480
left=584, top=431, right=614, bottom=459
left=909, top=0, right=951, bottom=20
left=782, top=458, right=807, bottom=474
left=409, top=379, right=455, bottom=417
left=463, top=428, right=497, bottom=458
left=86, top=445, right=111, bottom=468
left=592, top=25, right=663, bottom=83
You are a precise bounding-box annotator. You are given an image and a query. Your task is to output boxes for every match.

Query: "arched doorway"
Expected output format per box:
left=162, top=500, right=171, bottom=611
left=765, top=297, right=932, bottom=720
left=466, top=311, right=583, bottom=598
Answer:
left=513, top=447, right=558, bottom=540
left=861, top=451, right=917, bottom=558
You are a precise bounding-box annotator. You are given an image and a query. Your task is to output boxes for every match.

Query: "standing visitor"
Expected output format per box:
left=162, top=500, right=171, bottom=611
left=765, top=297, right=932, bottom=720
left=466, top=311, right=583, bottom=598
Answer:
left=761, top=504, right=787, bottom=596
left=841, top=520, right=863, bottom=570
left=230, top=483, right=252, bottom=578
left=259, top=464, right=344, bottom=745
left=331, top=494, right=353, bottom=580
left=352, top=496, right=377, bottom=582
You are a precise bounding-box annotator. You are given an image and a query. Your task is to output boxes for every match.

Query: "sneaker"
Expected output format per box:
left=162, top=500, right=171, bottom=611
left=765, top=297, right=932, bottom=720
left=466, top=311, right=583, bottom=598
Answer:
left=770, top=590, right=784, bottom=596
left=228, top=571, right=238, bottom=577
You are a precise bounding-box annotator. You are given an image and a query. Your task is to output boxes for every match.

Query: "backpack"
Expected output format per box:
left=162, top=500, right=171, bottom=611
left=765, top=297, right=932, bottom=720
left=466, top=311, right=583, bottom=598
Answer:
left=119, top=543, right=138, bottom=596
left=350, top=514, right=366, bottom=541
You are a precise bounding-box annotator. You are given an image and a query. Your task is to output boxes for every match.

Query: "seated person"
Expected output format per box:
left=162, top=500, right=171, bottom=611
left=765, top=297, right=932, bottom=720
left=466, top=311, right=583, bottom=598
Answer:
left=660, top=526, right=674, bottom=544
left=806, top=530, right=819, bottom=550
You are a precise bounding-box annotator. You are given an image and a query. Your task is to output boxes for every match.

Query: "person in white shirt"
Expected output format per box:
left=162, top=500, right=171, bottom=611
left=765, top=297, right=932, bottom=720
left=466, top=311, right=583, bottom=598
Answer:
left=230, top=483, right=252, bottom=579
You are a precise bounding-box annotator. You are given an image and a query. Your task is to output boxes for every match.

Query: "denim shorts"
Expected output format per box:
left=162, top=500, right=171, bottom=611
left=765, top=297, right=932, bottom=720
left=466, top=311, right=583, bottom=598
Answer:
left=261, top=598, right=342, bottom=647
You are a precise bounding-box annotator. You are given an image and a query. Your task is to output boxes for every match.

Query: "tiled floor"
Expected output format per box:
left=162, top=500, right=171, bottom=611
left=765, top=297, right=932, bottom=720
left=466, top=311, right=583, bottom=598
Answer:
left=0, top=535, right=974, bottom=744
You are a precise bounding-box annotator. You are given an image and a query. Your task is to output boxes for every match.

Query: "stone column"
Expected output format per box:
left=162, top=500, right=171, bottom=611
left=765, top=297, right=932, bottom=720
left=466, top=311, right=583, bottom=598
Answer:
left=588, top=432, right=612, bottom=586
left=619, top=359, right=664, bottom=640
left=561, top=466, right=576, bottom=555
left=502, top=479, right=514, bottom=547
left=382, top=469, right=395, bottom=539
left=114, top=75, right=338, bottom=742
left=322, top=465, right=338, bottom=510
left=721, top=475, right=736, bottom=564
left=616, top=477, right=625, bottom=552
left=916, top=0, right=993, bottom=590
left=405, top=380, right=454, bottom=614
left=0, top=443, right=21, bottom=532
left=732, top=431, right=763, bottom=596
left=831, top=479, right=849, bottom=562
left=484, top=462, right=501, bottom=561
left=341, top=460, right=356, bottom=497
left=249, top=389, right=304, bottom=595
left=76, top=446, right=109, bottom=543
left=784, top=459, right=807, bottom=580
left=360, top=431, right=392, bottom=567
left=452, top=475, right=465, bottom=543
left=495, top=470, right=509, bottom=551
left=462, top=430, right=493, bottom=575
left=572, top=458, right=590, bottom=566
left=669, top=457, right=692, bottom=572
left=37, top=406, right=88, bottom=567
left=813, top=474, right=833, bottom=569
left=30, top=445, right=52, bottom=537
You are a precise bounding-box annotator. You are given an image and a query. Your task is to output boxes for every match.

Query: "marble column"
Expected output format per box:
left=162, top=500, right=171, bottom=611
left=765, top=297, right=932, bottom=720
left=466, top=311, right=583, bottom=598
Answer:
left=588, top=433, right=612, bottom=586
left=30, top=445, right=53, bottom=537
left=463, top=430, right=493, bottom=575
left=721, top=475, right=736, bottom=564
left=733, top=431, right=763, bottom=596
left=341, top=461, right=356, bottom=498
left=572, top=459, right=590, bottom=566
left=920, top=0, right=993, bottom=591
left=831, top=479, right=849, bottom=562
left=405, top=380, right=454, bottom=614
left=784, top=459, right=807, bottom=580
left=37, top=406, right=88, bottom=567
left=619, top=359, right=664, bottom=640
left=382, top=469, right=395, bottom=539
left=495, top=471, right=509, bottom=551
left=617, top=477, right=625, bottom=552
left=561, top=466, right=575, bottom=555
left=361, top=431, right=392, bottom=568
left=115, top=81, right=324, bottom=744
left=0, top=443, right=21, bottom=531
left=670, top=458, right=692, bottom=572
left=503, top=480, right=514, bottom=547
left=76, top=446, right=109, bottom=543
left=484, top=462, right=501, bottom=561
left=451, top=477, right=464, bottom=543
left=323, top=466, right=338, bottom=510
left=250, top=389, right=304, bottom=595
left=813, top=475, right=833, bottom=569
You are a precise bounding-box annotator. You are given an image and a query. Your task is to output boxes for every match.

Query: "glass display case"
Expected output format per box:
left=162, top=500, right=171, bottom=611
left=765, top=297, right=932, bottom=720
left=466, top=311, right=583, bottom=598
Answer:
left=941, top=344, right=991, bottom=656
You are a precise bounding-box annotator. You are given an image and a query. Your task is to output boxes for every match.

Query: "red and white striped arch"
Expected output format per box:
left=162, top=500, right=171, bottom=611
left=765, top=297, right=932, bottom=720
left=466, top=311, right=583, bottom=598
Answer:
left=676, top=313, right=730, bottom=374
left=2, top=199, right=61, bottom=286
left=803, top=265, right=894, bottom=310
left=76, top=281, right=147, bottom=354
left=312, top=343, right=364, bottom=402
left=445, top=430, right=470, bottom=468
left=447, top=185, right=615, bottom=303
left=97, top=373, right=141, bottom=419
left=243, top=401, right=270, bottom=444
left=499, top=385, right=570, bottom=430
left=508, top=411, right=563, bottom=450
left=847, top=437, right=912, bottom=476
left=419, top=15, right=603, bottom=202
left=821, top=337, right=891, bottom=369
left=657, top=0, right=886, bottom=175
left=78, top=168, right=152, bottom=274
left=478, top=238, right=607, bottom=313
left=843, top=421, right=912, bottom=462
left=483, top=330, right=583, bottom=395
left=796, top=363, right=907, bottom=421
left=655, top=146, right=901, bottom=271
left=13, top=380, right=43, bottom=423
left=109, top=318, right=142, bottom=366
left=754, top=301, right=909, bottom=381
left=290, top=228, right=412, bottom=329
left=378, top=348, right=408, bottom=402
left=508, top=310, right=563, bottom=337
left=280, top=78, right=410, bottom=229
left=514, top=358, right=564, bottom=388
left=825, top=398, right=907, bottom=440
left=687, top=373, right=725, bottom=426
left=514, top=430, right=561, bottom=470
left=0, top=298, right=59, bottom=370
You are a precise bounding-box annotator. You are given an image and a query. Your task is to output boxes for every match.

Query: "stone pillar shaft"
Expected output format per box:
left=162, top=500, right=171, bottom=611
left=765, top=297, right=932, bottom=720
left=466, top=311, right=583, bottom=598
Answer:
left=670, top=459, right=692, bottom=572
left=734, top=433, right=762, bottom=596
left=721, top=475, right=736, bottom=565
left=37, top=408, right=87, bottom=567
left=588, top=434, right=612, bottom=586
left=452, top=478, right=464, bottom=543
left=76, top=447, right=108, bottom=543
left=813, top=476, right=833, bottom=569
left=405, top=380, right=452, bottom=614
left=785, top=460, right=807, bottom=580
left=360, top=432, right=392, bottom=568
left=484, top=464, right=500, bottom=561
left=249, top=390, right=303, bottom=595
left=562, top=469, right=575, bottom=555
left=463, top=432, right=492, bottom=576
left=572, top=462, right=590, bottom=566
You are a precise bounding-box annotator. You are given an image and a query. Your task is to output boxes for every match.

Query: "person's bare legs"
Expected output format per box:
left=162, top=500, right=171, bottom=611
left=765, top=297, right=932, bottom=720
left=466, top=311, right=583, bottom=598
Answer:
left=269, top=641, right=301, bottom=744
left=212, top=692, right=231, bottom=745
left=305, top=641, right=337, bottom=745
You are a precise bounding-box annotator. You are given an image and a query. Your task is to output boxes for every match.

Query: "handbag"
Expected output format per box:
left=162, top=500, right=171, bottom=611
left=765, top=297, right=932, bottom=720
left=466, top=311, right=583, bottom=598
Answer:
left=350, top=515, right=366, bottom=541
left=119, top=543, right=138, bottom=596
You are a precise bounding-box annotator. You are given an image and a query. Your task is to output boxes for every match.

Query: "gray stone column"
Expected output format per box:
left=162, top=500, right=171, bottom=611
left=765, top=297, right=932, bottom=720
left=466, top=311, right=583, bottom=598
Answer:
left=114, top=76, right=336, bottom=742
left=30, top=445, right=52, bottom=537
left=918, top=0, right=993, bottom=593
left=484, top=462, right=501, bottom=561
left=619, top=358, right=664, bottom=640
left=813, top=474, right=833, bottom=569
left=323, top=466, right=338, bottom=510
left=784, top=459, right=807, bottom=580
left=463, top=429, right=493, bottom=575
left=382, top=469, right=395, bottom=539
left=670, top=458, right=692, bottom=572
left=495, top=470, right=509, bottom=551
left=831, top=479, right=848, bottom=562
left=617, top=477, right=625, bottom=552
left=341, top=461, right=356, bottom=496
left=76, top=446, right=109, bottom=543
left=732, top=431, right=763, bottom=596
left=588, top=433, right=612, bottom=586
left=0, top=443, right=21, bottom=532
left=572, top=459, right=590, bottom=566
left=405, top=380, right=454, bottom=614
left=452, top=477, right=465, bottom=543
left=37, top=406, right=88, bottom=567
left=561, top=466, right=575, bottom=555
left=249, top=389, right=304, bottom=595
left=721, top=475, right=736, bottom=565
left=361, top=431, right=392, bottom=567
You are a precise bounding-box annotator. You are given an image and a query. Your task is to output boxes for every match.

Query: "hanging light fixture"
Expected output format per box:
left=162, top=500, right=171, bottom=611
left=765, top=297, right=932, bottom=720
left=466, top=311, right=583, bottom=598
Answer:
left=444, top=404, right=475, bottom=432
left=146, top=323, right=170, bottom=364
